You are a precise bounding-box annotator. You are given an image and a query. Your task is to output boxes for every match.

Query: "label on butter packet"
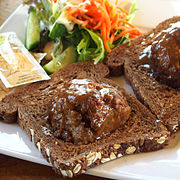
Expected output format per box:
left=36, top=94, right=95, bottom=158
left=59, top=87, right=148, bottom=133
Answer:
left=0, top=32, right=50, bottom=88
left=0, top=52, right=47, bottom=100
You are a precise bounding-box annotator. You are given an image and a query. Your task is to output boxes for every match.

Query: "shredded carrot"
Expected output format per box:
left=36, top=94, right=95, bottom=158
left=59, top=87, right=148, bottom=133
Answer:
left=114, top=28, right=141, bottom=41
left=109, top=32, right=115, bottom=44
left=65, top=0, right=141, bottom=52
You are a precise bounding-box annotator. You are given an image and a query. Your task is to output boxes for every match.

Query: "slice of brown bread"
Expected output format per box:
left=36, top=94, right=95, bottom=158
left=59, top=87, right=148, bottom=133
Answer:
left=0, top=60, right=109, bottom=123
left=121, top=16, right=180, bottom=132
left=0, top=61, right=170, bottom=177
left=16, top=77, right=170, bottom=177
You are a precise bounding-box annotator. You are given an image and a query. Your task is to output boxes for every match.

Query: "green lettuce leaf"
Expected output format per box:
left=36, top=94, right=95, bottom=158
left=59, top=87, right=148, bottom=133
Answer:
left=77, top=28, right=105, bottom=64
left=65, top=25, right=82, bottom=46
left=77, top=31, right=90, bottom=61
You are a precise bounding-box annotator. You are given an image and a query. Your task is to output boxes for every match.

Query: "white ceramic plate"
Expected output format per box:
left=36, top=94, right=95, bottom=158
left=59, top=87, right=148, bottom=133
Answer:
left=0, top=1, right=180, bottom=180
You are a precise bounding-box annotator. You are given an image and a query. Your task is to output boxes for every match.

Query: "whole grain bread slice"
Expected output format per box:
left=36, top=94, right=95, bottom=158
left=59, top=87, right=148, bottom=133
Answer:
left=0, top=60, right=170, bottom=177
left=16, top=77, right=169, bottom=177
left=121, top=16, right=180, bottom=132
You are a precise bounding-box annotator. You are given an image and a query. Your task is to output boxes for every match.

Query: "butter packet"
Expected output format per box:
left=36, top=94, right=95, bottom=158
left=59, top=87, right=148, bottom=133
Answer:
left=0, top=32, right=50, bottom=88
left=0, top=52, right=47, bottom=100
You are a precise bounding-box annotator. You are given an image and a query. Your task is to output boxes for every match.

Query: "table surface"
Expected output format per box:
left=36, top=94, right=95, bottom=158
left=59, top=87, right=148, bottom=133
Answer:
left=0, top=1, right=110, bottom=179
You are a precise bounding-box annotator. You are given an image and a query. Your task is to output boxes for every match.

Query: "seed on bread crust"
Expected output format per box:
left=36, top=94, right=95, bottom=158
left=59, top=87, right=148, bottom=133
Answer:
left=126, top=146, right=136, bottom=154
left=55, top=141, right=58, bottom=145
left=37, top=142, right=41, bottom=152
left=101, top=157, right=110, bottom=163
left=113, top=144, right=121, bottom=149
left=45, top=148, right=52, bottom=164
left=173, top=124, right=178, bottom=132
left=87, top=152, right=96, bottom=161
left=117, top=153, right=123, bottom=158
left=29, top=128, right=34, bottom=144
left=92, top=152, right=99, bottom=163
left=45, top=148, right=50, bottom=157
left=110, top=152, right=116, bottom=160
left=93, top=152, right=101, bottom=163
left=66, top=170, right=73, bottom=178
left=73, top=164, right=82, bottom=174
left=156, top=136, right=166, bottom=144
left=81, top=170, right=86, bottom=174
left=65, top=162, right=70, bottom=166
left=60, top=169, right=67, bottom=177
left=86, top=152, right=101, bottom=166
left=87, top=159, right=93, bottom=166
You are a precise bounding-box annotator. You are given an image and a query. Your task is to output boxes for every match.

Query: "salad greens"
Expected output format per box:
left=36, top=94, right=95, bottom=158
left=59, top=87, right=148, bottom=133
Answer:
left=77, top=28, right=105, bottom=64
left=23, top=0, right=138, bottom=73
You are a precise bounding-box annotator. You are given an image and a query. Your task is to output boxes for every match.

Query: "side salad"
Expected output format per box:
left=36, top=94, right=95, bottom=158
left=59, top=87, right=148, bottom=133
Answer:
left=23, top=0, right=141, bottom=74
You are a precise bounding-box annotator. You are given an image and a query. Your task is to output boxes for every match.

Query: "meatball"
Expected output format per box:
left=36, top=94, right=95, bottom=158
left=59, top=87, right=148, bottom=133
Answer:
left=48, top=79, right=131, bottom=145
left=150, top=25, right=180, bottom=88
left=138, top=22, right=180, bottom=88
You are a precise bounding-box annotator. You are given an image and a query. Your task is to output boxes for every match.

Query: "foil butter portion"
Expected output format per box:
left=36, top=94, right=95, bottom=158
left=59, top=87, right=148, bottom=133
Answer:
left=0, top=32, right=50, bottom=88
